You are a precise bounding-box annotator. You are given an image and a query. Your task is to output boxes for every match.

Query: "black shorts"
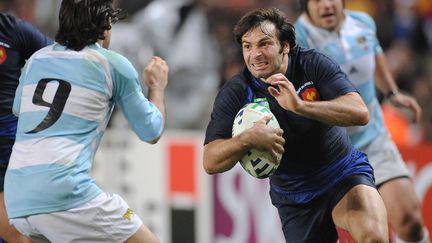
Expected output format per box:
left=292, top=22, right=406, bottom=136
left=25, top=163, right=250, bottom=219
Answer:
left=270, top=174, right=375, bottom=243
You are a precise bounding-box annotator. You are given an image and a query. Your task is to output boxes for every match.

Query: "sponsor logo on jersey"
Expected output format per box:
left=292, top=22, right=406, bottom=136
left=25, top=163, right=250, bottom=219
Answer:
left=122, top=208, right=134, bottom=221
left=0, top=46, right=7, bottom=64
left=348, top=66, right=358, bottom=74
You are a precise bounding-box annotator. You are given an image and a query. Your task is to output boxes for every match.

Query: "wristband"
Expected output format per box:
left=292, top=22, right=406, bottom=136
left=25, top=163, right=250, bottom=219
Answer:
left=386, top=89, right=398, bottom=99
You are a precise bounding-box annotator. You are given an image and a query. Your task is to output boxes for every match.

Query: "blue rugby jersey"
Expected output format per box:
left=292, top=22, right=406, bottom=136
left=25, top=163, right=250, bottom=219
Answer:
left=0, top=13, right=52, bottom=163
left=295, top=11, right=387, bottom=149
left=204, top=48, right=374, bottom=204
left=5, top=43, right=163, bottom=218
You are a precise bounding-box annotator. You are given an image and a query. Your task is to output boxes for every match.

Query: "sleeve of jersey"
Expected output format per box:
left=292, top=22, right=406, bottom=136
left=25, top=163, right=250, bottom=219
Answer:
left=112, top=58, right=163, bottom=142
left=16, top=18, right=53, bottom=59
left=204, top=80, right=245, bottom=145
left=310, top=52, right=358, bottom=100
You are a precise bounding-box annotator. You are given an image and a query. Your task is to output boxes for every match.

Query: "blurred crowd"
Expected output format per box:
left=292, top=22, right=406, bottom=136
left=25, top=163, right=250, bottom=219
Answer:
left=1, top=0, right=432, bottom=145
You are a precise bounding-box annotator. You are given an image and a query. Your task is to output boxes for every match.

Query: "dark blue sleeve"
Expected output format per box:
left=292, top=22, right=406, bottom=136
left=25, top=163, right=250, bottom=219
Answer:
left=305, top=52, right=357, bottom=100
left=204, top=79, right=247, bottom=145
left=15, top=18, right=53, bottom=59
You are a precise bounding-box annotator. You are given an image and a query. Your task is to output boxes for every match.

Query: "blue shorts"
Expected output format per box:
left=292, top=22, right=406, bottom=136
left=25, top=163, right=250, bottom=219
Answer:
left=270, top=174, right=375, bottom=243
left=0, top=137, right=14, bottom=192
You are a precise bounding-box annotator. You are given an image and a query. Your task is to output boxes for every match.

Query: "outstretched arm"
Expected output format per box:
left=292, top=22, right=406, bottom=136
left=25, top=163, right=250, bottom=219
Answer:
left=266, top=73, right=369, bottom=127
left=142, top=56, right=169, bottom=144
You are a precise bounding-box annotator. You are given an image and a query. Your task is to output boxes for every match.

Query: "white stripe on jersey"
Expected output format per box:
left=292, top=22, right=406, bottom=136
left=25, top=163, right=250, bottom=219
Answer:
left=20, top=83, right=111, bottom=123
left=9, top=137, right=84, bottom=169
left=339, top=53, right=375, bottom=87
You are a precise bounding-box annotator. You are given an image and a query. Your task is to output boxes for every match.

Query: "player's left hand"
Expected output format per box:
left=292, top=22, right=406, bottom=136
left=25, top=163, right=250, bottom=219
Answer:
left=264, top=73, right=302, bottom=112
left=389, top=92, right=422, bottom=123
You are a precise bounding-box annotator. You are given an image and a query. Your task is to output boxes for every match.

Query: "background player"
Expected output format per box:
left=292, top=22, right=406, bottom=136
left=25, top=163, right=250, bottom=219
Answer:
left=294, top=0, right=429, bottom=242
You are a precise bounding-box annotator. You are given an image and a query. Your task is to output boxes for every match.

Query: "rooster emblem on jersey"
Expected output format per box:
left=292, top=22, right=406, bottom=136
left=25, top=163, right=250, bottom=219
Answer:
left=301, top=87, right=320, bottom=101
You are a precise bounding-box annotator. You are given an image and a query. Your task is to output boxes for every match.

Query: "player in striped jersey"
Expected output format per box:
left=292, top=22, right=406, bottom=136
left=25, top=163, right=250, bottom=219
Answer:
left=4, top=0, right=167, bottom=242
left=295, top=0, right=428, bottom=242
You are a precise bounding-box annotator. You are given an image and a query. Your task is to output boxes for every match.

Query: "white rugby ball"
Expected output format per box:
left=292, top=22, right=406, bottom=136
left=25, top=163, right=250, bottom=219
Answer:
left=232, top=103, right=281, bottom=178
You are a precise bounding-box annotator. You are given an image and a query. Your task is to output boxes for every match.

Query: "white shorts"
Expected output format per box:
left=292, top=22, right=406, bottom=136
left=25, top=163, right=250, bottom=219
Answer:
left=10, top=192, right=142, bottom=243
left=361, top=132, right=410, bottom=186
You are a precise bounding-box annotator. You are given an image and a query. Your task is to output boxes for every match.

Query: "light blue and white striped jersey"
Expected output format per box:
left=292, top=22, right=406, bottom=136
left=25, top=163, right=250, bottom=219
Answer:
left=5, top=43, right=163, bottom=218
left=295, top=11, right=388, bottom=149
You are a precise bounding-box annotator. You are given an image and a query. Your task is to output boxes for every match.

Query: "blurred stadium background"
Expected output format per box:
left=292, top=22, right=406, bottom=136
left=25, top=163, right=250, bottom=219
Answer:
left=2, top=0, right=432, bottom=242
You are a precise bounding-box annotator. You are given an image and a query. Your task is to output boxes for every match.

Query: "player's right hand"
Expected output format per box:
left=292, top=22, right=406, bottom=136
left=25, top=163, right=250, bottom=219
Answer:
left=247, top=115, right=285, bottom=164
left=142, top=56, right=169, bottom=91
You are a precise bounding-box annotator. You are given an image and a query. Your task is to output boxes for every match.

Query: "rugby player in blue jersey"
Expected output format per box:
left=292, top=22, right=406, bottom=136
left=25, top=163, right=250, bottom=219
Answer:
left=204, top=7, right=389, bottom=242
left=294, top=1, right=428, bottom=242
left=4, top=0, right=167, bottom=242
left=0, top=11, right=52, bottom=243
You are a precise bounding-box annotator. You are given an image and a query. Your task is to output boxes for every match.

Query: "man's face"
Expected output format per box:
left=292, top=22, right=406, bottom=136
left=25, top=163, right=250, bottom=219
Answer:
left=241, top=22, right=288, bottom=79
left=307, top=0, right=344, bottom=31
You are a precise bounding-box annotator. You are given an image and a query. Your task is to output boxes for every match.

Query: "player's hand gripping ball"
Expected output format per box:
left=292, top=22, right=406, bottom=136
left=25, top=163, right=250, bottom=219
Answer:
left=232, top=103, right=281, bottom=178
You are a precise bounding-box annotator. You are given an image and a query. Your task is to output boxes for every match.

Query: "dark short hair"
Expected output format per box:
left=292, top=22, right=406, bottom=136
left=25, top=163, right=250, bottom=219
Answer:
left=55, top=0, right=125, bottom=51
left=299, top=0, right=308, bottom=12
left=299, top=0, right=345, bottom=14
left=233, top=7, right=296, bottom=50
